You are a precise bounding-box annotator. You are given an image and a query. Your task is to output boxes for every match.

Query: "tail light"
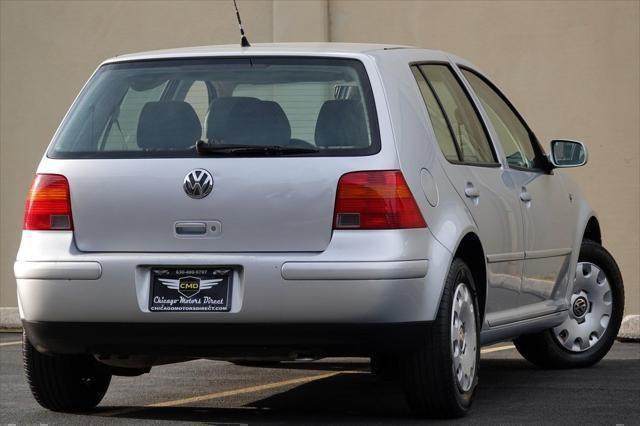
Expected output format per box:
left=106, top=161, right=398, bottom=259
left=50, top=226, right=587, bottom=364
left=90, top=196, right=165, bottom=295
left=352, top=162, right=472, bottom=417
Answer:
left=333, top=170, right=427, bottom=230
left=23, top=174, right=73, bottom=230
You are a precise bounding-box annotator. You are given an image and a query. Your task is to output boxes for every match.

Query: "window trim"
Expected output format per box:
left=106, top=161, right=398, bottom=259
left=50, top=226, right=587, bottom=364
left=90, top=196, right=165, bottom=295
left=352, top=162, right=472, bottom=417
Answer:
left=458, top=65, right=552, bottom=174
left=410, top=61, right=501, bottom=168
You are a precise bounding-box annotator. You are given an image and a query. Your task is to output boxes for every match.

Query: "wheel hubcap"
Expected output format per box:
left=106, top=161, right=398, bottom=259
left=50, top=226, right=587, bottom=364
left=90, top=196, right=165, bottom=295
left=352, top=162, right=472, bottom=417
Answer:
left=572, top=295, right=589, bottom=318
left=451, top=282, right=477, bottom=392
left=554, top=262, right=612, bottom=352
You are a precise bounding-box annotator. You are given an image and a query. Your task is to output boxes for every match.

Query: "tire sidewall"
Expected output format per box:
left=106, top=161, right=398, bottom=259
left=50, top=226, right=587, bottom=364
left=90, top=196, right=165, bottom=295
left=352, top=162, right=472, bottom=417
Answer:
left=23, top=333, right=111, bottom=411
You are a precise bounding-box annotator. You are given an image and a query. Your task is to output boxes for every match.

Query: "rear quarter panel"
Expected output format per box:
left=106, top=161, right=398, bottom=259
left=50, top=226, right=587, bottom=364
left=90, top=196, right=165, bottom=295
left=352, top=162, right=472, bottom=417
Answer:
left=370, top=49, right=484, bottom=321
left=370, top=49, right=478, bottom=255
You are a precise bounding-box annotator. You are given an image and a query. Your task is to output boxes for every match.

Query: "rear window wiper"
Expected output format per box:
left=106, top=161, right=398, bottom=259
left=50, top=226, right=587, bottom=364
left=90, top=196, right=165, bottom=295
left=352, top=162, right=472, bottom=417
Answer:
left=196, top=140, right=319, bottom=156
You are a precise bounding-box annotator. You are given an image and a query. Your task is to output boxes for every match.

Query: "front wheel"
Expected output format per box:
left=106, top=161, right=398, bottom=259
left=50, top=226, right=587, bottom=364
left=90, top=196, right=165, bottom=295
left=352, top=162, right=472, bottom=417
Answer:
left=400, top=258, right=480, bottom=418
left=514, top=240, right=624, bottom=368
left=23, top=333, right=111, bottom=412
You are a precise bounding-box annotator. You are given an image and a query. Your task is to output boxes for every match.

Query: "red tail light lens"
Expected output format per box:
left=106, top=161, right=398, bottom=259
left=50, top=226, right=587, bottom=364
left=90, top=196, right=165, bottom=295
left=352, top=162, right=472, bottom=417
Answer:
left=23, top=174, right=73, bottom=231
left=333, top=170, right=427, bottom=230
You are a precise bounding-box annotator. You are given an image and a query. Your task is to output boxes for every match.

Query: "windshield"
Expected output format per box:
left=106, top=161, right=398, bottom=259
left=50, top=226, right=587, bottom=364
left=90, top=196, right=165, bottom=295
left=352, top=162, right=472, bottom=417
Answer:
left=48, top=57, right=380, bottom=158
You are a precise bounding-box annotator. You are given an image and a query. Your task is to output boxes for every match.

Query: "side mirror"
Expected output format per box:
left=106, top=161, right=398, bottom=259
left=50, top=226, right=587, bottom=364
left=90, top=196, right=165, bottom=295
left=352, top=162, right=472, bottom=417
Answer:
left=549, top=140, right=588, bottom=168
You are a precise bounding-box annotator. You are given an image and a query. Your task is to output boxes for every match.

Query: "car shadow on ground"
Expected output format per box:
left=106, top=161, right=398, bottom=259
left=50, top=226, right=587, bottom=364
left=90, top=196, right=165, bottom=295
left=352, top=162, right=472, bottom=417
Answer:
left=230, top=359, right=371, bottom=372
left=93, top=358, right=640, bottom=424
left=96, top=372, right=414, bottom=424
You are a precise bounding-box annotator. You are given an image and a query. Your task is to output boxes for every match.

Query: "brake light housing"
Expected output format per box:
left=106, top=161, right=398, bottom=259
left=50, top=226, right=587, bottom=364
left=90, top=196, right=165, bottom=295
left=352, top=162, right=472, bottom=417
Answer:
left=23, top=174, right=73, bottom=231
left=333, top=170, right=427, bottom=230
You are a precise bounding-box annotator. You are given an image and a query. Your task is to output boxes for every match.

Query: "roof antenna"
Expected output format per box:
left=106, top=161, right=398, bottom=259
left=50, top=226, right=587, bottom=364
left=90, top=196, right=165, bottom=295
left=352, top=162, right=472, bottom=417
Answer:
left=233, top=0, right=251, bottom=47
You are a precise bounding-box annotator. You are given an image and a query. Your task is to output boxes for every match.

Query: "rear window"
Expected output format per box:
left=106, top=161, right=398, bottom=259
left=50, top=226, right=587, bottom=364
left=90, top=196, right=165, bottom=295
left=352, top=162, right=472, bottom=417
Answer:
left=48, top=57, right=380, bottom=158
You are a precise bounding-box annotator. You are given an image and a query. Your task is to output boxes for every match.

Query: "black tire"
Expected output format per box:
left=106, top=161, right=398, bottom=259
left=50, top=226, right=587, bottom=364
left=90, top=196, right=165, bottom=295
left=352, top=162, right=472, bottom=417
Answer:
left=371, top=354, right=399, bottom=381
left=23, top=333, right=111, bottom=412
left=514, top=240, right=624, bottom=368
left=400, top=258, right=480, bottom=418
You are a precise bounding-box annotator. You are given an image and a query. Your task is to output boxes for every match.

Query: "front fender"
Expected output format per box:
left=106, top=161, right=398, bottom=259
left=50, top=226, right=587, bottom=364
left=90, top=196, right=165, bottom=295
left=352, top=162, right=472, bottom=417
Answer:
left=557, top=171, right=599, bottom=302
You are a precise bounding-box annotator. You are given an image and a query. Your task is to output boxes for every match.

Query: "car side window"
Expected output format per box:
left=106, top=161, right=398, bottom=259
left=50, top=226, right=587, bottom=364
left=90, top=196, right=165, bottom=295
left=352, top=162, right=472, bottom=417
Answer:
left=184, top=81, right=210, bottom=124
left=100, top=81, right=167, bottom=151
left=419, top=64, right=497, bottom=165
left=411, top=67, right=460, bottom=162
left=184, top=81, right=211, bottom=138
left=462, top=69, right=547, bottom=171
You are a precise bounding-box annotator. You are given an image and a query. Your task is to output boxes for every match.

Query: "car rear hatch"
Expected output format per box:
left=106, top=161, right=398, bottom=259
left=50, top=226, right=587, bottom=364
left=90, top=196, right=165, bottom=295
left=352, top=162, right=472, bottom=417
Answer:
left=55, top=158, right=356, bottom=252
left=44, top=56, right=381, bottom=253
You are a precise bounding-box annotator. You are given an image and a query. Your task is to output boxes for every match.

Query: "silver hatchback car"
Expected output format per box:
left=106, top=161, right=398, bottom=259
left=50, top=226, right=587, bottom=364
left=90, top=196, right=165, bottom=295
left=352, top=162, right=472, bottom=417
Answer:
left=16, top=43, right=624, bottom=418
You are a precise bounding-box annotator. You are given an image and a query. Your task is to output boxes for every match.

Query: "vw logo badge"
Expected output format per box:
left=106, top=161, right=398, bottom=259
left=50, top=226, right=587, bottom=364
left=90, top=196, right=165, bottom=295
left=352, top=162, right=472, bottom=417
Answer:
left=572, top=296, right=589, bottom=318
left=183, top=169, right=213, bottom=199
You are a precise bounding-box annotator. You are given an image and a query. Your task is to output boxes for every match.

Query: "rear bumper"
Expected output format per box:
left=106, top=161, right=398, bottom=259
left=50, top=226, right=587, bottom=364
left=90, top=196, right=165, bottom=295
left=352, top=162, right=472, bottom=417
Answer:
left=23, top=320, right=431, bottom=356
left=15, top=259, right=427, bottom=281
left=280, top=260, right=427, bottom=280
left=14, top=261, right=102, bottom=280
left=16, top=229, right=453, bottom=325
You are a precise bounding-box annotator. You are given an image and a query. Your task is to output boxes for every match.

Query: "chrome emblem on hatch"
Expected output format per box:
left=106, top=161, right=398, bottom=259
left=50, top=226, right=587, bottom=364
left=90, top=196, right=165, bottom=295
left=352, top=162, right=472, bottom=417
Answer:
left=183, top=169, right=213, bottom=199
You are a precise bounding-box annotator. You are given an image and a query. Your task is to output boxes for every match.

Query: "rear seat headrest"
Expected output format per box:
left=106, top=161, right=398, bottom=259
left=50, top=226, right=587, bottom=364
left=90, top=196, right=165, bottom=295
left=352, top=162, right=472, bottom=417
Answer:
left=208, top=97, right=291, bottom=146
left=315, top=100, right=369, bottom=148
left=137, top=101, right=202, bottom=150
left=206, top=97, right=260, bottom=141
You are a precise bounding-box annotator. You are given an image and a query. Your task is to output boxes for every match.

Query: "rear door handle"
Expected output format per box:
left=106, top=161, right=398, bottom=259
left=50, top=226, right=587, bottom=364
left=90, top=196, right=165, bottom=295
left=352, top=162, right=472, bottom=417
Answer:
left=464, top=183, right=480, bottom=199
left=520, top=189, right=532, bottom=202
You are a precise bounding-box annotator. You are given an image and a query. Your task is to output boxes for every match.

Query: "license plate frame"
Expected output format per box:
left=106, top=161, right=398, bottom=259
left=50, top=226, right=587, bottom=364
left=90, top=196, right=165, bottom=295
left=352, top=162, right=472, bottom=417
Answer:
left=149, top=267, right=232, bottom=312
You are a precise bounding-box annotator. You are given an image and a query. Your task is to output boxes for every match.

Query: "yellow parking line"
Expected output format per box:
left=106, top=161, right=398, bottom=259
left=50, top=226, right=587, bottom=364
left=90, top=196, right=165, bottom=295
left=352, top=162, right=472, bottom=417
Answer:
left=102, top=370, right=362, bottom=417
left=0, top=340, right=21, bottom=347
left=481, top=344, right=515, bottom=354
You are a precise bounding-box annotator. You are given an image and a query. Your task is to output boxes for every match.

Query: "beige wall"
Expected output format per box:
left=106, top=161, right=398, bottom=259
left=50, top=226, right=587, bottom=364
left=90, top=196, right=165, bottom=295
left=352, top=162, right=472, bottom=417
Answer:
left=1, top=0, right=638, bottom=315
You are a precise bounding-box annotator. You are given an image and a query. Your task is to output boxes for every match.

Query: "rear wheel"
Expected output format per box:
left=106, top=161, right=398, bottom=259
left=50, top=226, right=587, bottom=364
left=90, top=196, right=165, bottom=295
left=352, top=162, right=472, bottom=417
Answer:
left=514, top=240, right=624, bottom=368
left=23, top=333, right=111, bottom=412
left=400, top=258, right=479, bottom=418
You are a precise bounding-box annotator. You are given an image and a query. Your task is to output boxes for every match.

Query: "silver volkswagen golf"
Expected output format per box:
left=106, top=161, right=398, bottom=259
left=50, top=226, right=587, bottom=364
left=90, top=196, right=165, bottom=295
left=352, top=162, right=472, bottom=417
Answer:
left=15, top=43, right=624, bottom=418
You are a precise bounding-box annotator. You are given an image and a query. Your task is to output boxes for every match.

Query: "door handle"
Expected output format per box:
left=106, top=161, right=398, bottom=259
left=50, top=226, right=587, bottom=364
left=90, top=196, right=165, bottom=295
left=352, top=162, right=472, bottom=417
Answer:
left=464, top=183, right=480, bottom=199
left=520, top=189, right=532, bottom=202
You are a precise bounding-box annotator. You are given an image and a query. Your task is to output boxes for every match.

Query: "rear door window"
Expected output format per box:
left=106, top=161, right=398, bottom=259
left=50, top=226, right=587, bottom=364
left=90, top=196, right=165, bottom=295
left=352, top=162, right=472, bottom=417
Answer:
left=49, top=58, right=379, bottom=158
left=418, top=64, right=498, bottom=165
left=183, top=80, right=213, bottom=137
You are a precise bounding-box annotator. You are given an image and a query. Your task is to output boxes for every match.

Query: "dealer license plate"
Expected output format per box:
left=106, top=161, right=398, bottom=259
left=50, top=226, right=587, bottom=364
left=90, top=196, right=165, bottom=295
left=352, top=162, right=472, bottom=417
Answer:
left=149, top=267, right=232, bottom=312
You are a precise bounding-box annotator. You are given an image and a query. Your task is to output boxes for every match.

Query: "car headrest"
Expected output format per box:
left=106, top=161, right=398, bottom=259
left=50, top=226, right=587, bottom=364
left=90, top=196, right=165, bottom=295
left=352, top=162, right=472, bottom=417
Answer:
left=314, top=100, right=369, bottom=148
left=206, top=97, right=260, bottom=141
left=137, top=101, right=202, bottom=150
left=209, top=97, right=291, bottom=146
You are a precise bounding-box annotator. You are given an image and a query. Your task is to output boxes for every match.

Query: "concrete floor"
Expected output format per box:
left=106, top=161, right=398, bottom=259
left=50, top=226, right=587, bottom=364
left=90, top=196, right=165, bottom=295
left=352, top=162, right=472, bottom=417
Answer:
left=1, top=333, right=638, bottom=424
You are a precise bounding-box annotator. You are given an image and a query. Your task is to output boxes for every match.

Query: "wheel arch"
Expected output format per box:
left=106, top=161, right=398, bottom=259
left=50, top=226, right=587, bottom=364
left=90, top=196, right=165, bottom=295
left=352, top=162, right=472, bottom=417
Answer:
left=452, top=232, right=487, bottom=324
left=583, top=216, right=602, bottom=245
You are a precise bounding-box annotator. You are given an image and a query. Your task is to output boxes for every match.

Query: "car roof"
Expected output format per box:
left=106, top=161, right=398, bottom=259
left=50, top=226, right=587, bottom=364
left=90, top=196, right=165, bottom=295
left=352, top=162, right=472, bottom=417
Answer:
left=101, top=43, right=479, bottom=76
left=104, top=42, right=427, bottom=63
